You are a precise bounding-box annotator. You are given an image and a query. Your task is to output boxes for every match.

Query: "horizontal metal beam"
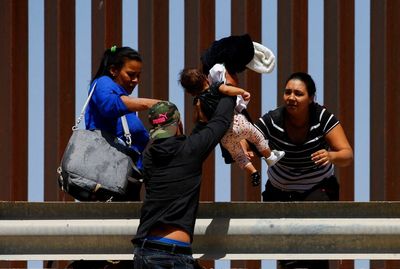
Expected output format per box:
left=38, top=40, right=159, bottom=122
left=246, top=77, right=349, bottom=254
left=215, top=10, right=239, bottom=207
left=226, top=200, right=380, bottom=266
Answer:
left=2, top=218, right=400, bottom=236
left=3, top=201, right=400, bottom=219
left=3, top=254, right=400, bottom=262
left=1, top=202, right=400, bottom=260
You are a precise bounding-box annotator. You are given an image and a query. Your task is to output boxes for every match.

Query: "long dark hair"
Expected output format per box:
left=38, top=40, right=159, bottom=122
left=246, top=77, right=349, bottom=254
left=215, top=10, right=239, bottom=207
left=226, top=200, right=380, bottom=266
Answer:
left=91, top=46, right=142, bottom=84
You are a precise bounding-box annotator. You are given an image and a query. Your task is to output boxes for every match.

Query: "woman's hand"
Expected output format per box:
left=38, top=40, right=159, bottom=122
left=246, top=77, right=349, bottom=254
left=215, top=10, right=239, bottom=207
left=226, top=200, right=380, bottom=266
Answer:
left=311, top=149, right=331, bottom=166
left=120, top=96, right=161, bottom=111
left=312, top=123, right=354, bottom=167
left=323, top=124, right=354, bottom=167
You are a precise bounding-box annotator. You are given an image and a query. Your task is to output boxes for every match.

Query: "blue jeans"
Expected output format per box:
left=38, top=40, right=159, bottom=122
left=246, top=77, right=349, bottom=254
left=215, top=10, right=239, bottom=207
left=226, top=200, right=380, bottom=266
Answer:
left=133, top=246, right=196, bottom=269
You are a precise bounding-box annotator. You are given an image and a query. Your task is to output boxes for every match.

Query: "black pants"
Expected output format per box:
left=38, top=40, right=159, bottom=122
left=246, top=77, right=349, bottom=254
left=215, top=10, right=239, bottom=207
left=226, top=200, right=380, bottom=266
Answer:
left=262, top=176, right=339, bottom=269
left=262, top=176, right=339, bottom=202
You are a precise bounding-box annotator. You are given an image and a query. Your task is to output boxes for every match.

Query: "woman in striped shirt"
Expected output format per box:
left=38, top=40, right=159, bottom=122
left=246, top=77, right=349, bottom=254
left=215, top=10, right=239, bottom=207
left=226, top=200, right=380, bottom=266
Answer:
left=253, top=72, right=353, bottom=269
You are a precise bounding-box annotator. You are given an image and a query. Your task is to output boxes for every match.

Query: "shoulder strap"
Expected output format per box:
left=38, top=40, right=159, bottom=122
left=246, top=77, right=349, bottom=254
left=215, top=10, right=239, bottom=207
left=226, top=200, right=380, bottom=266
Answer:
left=73, top=81, right=97, bottom=130
left=72, top=81, right=132, bottom=147
left=121, top=115, right=132, bottom=147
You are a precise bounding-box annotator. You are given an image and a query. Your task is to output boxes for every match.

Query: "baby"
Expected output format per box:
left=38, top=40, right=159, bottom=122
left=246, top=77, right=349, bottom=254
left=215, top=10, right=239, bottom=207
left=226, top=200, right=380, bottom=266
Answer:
left=179, top=67, right=284, bottom=186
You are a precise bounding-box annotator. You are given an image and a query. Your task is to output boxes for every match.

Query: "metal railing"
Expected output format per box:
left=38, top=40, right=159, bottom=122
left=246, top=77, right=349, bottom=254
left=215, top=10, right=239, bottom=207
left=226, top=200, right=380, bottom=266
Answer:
left=1, top=201, right=400, bottom=261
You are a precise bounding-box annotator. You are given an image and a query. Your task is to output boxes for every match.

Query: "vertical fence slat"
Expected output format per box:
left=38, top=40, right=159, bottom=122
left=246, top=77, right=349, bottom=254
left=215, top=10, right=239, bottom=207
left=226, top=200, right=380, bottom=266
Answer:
left=44, top=0, right=75, bottom=202
left=370, top=0, right=385, bottom=204
left=0, top=0, right=28, bottom=202
left=324, top=1, right=355, bottom=268
left=371, top=0, right=400, bottom=268
left=323, top=0, right=355, bottom=203
left=370, top=0, right=400, bottom=201
left=91, top=0, right=122, bottom=74
left=277, top=0, right=308, bottom=105
left=138, top=0, right=169, bottom=126
left=184, top=1, right=215, bottom=268
left=230, top=0, right=262, bottom=201
left=0, top=1, right=28, bottom=268
left=44, top=1, right=76, bottom=267
left=184, top=0, right=216, bottom=203
left=384, top=0, right=400, bottom=201
left=231, top=1, right=262, bottom=269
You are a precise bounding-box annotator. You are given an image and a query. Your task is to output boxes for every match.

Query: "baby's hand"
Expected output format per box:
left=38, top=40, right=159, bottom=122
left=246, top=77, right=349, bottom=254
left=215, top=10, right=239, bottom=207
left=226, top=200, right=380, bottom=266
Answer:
left=242, top=91, right=251, bottom=101
left=240, top=139, right=254, bottom=160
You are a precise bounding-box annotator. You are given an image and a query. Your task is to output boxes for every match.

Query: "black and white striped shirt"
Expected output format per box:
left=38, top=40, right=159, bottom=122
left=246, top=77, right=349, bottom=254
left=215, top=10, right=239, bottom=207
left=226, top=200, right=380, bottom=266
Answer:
left=255, top=103, right=339, bottom=192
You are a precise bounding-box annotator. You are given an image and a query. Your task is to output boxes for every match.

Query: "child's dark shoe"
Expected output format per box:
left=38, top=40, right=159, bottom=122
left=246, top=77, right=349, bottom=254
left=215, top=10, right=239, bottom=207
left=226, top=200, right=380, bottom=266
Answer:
left=251, top=171, right=261, bottom=187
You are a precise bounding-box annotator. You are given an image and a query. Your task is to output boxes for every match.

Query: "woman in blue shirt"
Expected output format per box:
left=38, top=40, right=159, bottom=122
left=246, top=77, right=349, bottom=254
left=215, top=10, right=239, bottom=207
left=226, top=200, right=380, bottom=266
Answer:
left=85, top=46, right=159, bottom=201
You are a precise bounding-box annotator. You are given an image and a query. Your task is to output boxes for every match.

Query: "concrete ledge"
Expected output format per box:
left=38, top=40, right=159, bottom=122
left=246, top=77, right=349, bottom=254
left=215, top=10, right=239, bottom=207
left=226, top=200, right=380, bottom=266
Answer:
left=2, top=201, right=400, bottom=219
left=1, top=201, right=400, bottom=260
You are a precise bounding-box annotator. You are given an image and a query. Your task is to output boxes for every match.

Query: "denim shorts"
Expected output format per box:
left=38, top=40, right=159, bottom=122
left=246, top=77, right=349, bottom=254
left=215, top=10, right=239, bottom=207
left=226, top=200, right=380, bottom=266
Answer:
left=133, top=246, right=196, bottom=269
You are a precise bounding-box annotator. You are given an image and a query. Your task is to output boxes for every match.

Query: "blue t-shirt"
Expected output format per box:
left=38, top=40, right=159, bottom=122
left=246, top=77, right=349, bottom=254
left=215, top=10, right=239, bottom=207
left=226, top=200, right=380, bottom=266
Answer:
left=85, top=76, right=149, bottom=168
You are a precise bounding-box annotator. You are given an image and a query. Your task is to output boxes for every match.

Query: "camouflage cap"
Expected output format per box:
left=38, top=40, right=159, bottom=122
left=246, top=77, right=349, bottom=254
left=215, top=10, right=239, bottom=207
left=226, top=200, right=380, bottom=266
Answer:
left=148, top=101, right=181, bottom=140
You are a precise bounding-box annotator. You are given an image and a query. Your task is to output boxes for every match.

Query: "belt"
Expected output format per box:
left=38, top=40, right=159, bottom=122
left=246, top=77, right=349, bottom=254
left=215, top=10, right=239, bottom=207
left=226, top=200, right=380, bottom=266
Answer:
left=136, top=239, right=192, bottom=255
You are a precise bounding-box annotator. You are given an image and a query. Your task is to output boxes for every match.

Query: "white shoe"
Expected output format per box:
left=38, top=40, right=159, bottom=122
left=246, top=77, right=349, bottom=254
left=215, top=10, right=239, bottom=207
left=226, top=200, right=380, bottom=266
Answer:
left=264, top=150, right=285, bottom=167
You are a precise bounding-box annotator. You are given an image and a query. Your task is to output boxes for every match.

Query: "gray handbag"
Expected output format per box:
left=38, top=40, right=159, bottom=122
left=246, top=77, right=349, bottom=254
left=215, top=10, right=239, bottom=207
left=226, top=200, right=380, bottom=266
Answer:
left=57, top=82, right=143, bottom=201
